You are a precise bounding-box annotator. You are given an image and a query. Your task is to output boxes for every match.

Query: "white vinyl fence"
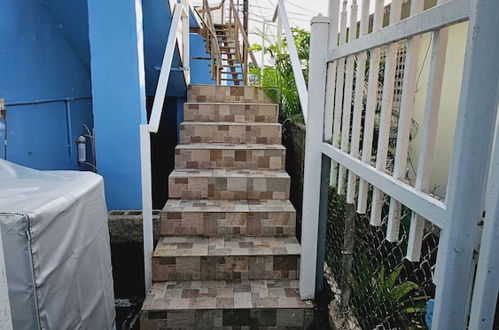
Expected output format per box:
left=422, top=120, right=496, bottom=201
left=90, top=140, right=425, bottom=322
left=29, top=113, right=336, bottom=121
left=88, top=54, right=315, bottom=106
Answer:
left=301, top=0, right=499, bottom=329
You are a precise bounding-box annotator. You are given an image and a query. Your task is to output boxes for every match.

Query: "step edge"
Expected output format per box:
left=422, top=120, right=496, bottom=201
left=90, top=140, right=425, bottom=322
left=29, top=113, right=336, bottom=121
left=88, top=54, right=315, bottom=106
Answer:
left=180, top=122, right=282, bottom=126
left=175, top=143, right=285, bottom=150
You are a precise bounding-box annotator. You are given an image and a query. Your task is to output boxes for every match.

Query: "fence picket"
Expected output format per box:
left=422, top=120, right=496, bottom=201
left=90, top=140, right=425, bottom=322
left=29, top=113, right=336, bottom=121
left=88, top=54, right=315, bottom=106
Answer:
left=324, top=62, right=338, bottom=145
left=331, top=1, right=349, bottom=186
left=346, top=53, right=366, bottom=203
left=357, top=0, right=385, bottom=213
left=386, top=0, right=424, bottom=242
left=347, top=0, right=370, bottom=204
left=407, top=25, right=449, bottom=261
left=338, top=55, right=355, bottom=194
left=370, top=0, right=403, bottom=226
left=338, top=2, right=357, bottom=194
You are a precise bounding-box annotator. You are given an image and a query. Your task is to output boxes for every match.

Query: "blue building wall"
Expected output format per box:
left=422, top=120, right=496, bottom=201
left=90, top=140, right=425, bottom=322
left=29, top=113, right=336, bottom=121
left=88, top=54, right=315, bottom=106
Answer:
left=0, top=0, right=93, bottom=170
left=87, top=0, right=148, bottom=210
left=190, top=33, right=217, bottom=85
left=0, top=0, right=213, bottom=209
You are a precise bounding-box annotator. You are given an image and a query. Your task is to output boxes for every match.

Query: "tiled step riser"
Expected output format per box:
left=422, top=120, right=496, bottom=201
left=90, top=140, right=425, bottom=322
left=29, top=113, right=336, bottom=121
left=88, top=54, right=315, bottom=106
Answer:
left=141, top=279, right=313, bottom=329
left=188, top=85, right=272, bottom=103
left=184, top=103, right=278, bottom=123
left=180, top=123, right=282, bottom=145
left=161, top=211, right=296, bottom=237
left=152, top=255, right=299, bottom=282
left=141, top=309, right=313, bottom=329
left=169, top=175, right=290, bottom=200
left=175, top=148, right=286, bottom=170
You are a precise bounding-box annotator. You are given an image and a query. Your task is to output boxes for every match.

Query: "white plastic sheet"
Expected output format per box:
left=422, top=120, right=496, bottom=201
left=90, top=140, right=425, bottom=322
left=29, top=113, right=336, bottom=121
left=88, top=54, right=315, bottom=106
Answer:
left=0, top=160, right=115, bottom=329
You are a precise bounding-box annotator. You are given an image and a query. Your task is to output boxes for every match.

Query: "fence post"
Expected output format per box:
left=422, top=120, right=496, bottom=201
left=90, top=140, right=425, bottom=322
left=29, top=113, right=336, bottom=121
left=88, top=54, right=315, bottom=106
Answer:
left=315, top=155, right=332, bottom=292
left=468, top=117, right=499, bottom=329
left=432, top=0, right=499, bottom=328
left=300, top=14, right=329, bottom=300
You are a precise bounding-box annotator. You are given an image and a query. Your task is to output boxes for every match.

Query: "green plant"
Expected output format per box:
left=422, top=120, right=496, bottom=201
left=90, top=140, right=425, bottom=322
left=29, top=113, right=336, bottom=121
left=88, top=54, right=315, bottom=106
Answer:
left=250, top=28, right=310, bottom=124
left=349, top=254, right=428, bottom=329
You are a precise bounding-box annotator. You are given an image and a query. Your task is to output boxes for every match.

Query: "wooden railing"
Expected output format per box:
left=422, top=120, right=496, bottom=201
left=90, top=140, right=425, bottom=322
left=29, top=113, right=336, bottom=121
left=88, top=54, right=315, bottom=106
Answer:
left=197, top=0, right=223, bottom=84
left=196, top=0, right=257, bottom=85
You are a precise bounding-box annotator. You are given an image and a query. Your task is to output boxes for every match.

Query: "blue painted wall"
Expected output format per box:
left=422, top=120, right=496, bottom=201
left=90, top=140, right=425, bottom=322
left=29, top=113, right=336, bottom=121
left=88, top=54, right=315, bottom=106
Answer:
left=190, top=33, right=216, bottom=85
left=0, top=0, right=214, bottom=209
left=0, top=0, right=93, bottom=170
left=88, top=0, right=147, bottom=210
left=142, top=0, right=186, bottom=98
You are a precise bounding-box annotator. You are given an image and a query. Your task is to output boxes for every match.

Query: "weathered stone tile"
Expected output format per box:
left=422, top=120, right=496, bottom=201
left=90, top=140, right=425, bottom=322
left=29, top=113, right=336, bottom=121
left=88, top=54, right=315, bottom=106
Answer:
left=180, top=122, right=282, bottom=145
left=142, top=84, right=311, bottom=329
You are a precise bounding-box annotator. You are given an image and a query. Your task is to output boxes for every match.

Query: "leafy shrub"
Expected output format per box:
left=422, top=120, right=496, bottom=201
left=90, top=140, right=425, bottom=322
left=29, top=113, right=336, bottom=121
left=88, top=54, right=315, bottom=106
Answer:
left=250, top=28, right=310, bottom=124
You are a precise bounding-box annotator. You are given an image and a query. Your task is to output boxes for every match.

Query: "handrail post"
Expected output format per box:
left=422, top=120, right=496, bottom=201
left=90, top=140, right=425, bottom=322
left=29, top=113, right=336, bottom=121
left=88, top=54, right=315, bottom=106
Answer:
left=181, top=0, right=190, bottom=85
left=140, top=124, right=153, bottom=292
left=300, top=14, right=329, bottom=299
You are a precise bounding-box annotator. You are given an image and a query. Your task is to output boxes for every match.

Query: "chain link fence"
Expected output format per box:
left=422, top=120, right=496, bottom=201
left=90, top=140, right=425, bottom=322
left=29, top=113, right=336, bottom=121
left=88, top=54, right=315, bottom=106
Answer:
left=325, top=188, right=440, bottom=329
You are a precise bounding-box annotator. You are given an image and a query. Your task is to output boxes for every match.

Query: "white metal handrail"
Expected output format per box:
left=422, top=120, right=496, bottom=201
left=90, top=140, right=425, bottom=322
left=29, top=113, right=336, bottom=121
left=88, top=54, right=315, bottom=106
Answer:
left=140, top=0, right=190, bottom=292
left=269, top=0, right=309, bottom=123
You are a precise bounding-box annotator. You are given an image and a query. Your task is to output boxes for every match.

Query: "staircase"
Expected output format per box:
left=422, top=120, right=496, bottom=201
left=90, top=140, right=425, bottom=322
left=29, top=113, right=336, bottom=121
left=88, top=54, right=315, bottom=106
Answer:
left=140, top=84, right=313, bottom=329
left=212, top=23, right=244, bottom=85
left=196, top=0, right=257, bottom=86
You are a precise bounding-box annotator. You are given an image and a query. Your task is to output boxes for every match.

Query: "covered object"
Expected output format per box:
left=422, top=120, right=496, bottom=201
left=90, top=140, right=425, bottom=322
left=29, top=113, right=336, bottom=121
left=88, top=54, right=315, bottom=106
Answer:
left=0, top=160, right=115, bottom=329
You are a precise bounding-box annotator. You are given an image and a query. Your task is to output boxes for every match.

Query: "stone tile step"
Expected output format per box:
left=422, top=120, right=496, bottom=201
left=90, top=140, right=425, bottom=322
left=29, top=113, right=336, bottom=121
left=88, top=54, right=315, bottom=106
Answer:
left=168, top=169, right=290, bottom=200
left=184, top=102, right=278, bottom=123
left=152, top=237, right=300, bottom=282
left=188, top=84, right=273, bottom=103
left=175, top=143, right=286, bottom=170
left=140, top=280, right=313, bottom=329
left=180, top=122, right=282, bottom=145
left=161, top=199, right=296, bottom=237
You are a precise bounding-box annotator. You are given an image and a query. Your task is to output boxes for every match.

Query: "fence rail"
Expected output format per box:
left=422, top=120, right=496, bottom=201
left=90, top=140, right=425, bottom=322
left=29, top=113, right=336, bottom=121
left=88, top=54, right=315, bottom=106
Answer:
left=302, top=0, right=499, bottom=328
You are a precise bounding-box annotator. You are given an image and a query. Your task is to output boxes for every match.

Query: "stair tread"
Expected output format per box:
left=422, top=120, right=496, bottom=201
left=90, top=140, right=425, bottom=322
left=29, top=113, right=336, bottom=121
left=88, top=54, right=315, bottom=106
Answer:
left=163, top=199, right=295, bottom=213
left=142, top=279, right=313, bottom=311
left=153, top=236, right=300, bottom=258
left=170, top=168, right=290, bottom=179
left=176, top=143, right=284, bottom=150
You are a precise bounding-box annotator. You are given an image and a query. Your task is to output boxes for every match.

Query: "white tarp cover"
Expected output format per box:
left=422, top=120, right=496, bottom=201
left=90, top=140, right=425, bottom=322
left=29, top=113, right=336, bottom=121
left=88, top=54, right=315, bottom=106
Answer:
left=0, top=160, right=115, bottom=329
